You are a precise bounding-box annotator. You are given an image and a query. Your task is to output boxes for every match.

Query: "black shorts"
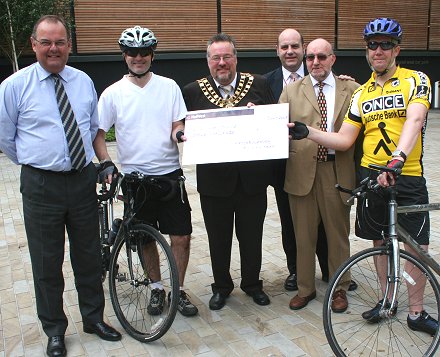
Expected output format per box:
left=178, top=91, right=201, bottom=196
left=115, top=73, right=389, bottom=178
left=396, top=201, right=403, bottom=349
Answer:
left=122, top=168, right=192, bottom=236
left=355, top=167, right=430, bottom=245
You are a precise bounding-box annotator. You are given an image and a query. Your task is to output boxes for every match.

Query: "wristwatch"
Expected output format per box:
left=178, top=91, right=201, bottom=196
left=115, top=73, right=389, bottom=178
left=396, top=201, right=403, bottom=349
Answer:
left=391, top=149, right=407, bottom=162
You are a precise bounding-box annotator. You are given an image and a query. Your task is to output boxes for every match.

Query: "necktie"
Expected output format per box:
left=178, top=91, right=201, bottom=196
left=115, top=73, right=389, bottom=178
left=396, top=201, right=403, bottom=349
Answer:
left=219, top=84, right=234, bottom=99
left=285, top=72, right=299, bottom=86
left=316, top=82, right=328, bottom=161
left=52, top=74, right=86, bottom=170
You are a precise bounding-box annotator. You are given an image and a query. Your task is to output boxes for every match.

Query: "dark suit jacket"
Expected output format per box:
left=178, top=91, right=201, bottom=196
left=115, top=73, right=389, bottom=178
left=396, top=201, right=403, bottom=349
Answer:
left=264, top=65, right=309, bottom=101
left=182, top=73, right=275, bottom=197
left=282, top=74, right=360, bottom=205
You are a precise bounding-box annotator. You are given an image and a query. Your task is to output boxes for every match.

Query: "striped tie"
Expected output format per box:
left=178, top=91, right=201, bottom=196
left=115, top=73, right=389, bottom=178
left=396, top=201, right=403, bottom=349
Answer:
left=52, top=74, right=86, bottom=170
left=219, top=85, right=234, bottom=99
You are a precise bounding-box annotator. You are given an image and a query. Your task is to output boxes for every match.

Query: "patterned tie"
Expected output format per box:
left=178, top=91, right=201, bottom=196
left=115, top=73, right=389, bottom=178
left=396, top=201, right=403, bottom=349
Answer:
left=219, top=84, right=234, bottom=99
left=52, top=74, right=86, bottom=170
left=316, top=82, right=328, bottom=161
left=285, top=72, right=299, bottom=86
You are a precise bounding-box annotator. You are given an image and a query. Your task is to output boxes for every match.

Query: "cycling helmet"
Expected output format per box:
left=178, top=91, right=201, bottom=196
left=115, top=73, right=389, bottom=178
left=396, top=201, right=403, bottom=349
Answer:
left=118, top=26, right=157, bottom=51
left=363, top=18, right=402, bottom=43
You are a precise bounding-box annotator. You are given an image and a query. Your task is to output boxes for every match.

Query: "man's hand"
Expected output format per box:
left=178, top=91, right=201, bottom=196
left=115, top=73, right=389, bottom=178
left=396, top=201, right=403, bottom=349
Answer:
left=377, top=158, right=404, bottom=187
left=288, top=121, right=309, bottom=140
left=97, top=160, right=118, bottom=184
left=337, top=74, right=356, bottom=81
left=176, top=130, right=186, bottom=143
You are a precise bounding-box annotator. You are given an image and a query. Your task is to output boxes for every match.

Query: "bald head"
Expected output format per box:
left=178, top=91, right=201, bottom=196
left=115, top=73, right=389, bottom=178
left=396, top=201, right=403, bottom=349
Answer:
left=305, top=38, right=335, bottom=82
left=276, top=28, right=305, bottom=72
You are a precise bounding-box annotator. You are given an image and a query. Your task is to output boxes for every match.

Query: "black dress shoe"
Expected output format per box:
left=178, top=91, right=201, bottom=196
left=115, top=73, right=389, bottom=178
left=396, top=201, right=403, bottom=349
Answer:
left=209, top=292, right=227, bottom=310
left=46, top=335, right=66, bottom=357
left=83, top=321, right=122, bottom=341
left=284, top=273, right=298, bottom=291
left=248, top=290, right=270, bottom=306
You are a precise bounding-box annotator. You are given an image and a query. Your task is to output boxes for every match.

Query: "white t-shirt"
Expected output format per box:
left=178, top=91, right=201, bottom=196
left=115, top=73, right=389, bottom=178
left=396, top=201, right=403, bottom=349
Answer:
left=98, top=73, right=187, bottom=175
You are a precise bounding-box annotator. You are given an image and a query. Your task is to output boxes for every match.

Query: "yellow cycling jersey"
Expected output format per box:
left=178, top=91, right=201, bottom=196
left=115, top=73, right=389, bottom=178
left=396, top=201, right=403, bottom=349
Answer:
left=344, top=66, right=431, bottom=176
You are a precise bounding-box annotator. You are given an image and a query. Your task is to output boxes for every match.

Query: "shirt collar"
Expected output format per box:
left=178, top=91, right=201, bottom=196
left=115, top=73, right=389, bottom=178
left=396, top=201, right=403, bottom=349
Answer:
left=214, top=73, right=238, bottom=90
left=282, top=63, right=305, bottom=81
left=310, top=72, right=335, bottom=88
left=35, top=62, right=69, bottom=82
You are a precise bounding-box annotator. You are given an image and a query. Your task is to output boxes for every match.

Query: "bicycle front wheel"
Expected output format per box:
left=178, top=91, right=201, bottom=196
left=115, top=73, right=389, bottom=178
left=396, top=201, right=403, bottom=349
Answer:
left=323, top=246, right=440, bottom=356
left=108, top=223, right=179, bottom=342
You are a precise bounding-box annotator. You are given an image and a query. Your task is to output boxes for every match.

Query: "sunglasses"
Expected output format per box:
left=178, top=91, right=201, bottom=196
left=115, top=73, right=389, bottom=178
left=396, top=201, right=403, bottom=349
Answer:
left=125, top=48, right=152, bottom=57
left=367, top=41, right=396, bottom=51
left=305, top=53, right=333, bottom=61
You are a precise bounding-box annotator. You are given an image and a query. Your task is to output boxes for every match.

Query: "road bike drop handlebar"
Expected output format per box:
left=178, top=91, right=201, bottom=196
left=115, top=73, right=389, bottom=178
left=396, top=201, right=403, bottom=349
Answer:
left=335, top=164, right=401, bottom=204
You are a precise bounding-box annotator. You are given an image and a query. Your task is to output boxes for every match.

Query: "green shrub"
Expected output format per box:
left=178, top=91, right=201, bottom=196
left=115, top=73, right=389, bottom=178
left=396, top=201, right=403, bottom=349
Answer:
left=105, top=126, right=116, bottom=142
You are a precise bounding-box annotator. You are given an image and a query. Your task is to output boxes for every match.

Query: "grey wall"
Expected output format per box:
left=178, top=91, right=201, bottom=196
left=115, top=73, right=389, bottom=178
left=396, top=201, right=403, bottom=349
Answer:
left=1, top=52, right=439, bottom=97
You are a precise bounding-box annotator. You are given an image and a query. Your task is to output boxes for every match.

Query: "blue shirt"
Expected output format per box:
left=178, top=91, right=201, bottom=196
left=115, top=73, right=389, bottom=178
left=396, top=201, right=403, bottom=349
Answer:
left=0, top=62, right=99, bottom=171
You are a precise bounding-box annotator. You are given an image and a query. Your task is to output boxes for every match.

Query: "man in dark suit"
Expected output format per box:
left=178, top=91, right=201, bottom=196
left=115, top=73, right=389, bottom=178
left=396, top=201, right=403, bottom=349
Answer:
left=183, top=33, right=274, bottom=310
left=264, top=28, right=329, bottom=291
left=283, top=38, right=360, bottom=311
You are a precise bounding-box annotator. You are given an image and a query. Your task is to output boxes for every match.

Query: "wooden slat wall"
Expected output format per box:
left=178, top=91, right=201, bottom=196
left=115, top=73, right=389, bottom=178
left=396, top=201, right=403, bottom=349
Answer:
left=429, top=0, right=440, bottom=50
left=74, top=0, right=217, bottom=53
left=72, top=0, right=438, bottom=54
left=221, top=0, right=336, bottom=49
left=338, top=0, right=430, bottom=49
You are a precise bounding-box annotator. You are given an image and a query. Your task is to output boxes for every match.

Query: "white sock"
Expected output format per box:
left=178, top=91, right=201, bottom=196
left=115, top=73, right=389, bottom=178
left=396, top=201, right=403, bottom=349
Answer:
left=151, top=282, right=164, bottom=290
left=408, top=312, right=420, bottom=320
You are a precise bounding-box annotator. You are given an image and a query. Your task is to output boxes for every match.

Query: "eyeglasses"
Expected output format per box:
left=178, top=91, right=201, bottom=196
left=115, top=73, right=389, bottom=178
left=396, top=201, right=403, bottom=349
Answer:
left=367, top=41, right=396, bottom=51
left=305, top=53, right=333, bottom=61
left=209, top=55, right=235, bottom=62
left=33, top=38, right=68, bottom=48
left=125, top=48, right=153, bottom=57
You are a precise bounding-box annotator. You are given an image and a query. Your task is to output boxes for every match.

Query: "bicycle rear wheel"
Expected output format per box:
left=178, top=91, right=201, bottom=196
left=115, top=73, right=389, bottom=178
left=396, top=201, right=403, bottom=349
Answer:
left=108, top=223, right=179, bottom=342
left=323, top=246, right=440, bottom=356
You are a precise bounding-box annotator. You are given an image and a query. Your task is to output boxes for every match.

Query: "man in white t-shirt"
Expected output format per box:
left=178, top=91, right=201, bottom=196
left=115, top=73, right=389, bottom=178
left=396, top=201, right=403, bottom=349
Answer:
left=95, top=26, right=197, bottom=317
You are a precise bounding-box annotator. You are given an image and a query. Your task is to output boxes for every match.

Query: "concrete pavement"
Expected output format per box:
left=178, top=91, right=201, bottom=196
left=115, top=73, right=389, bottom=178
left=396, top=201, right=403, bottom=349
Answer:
left=1, top=110, right=440, bottom=356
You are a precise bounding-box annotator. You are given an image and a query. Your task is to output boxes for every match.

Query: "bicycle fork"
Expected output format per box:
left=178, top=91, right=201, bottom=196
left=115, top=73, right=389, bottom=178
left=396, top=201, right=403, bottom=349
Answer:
left=382, top=187, right=400, bottom=318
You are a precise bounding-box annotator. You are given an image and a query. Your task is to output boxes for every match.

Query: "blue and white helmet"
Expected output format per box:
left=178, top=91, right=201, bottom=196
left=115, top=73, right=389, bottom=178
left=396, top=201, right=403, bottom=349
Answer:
left=363, top=18, right=402, bottom=43
left=118, top=26, right=158, bottom=51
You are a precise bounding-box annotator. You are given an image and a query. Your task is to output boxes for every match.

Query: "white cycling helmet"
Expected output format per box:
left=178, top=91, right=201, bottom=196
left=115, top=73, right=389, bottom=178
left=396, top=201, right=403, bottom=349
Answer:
left=118, top=26, right=157, bottom=51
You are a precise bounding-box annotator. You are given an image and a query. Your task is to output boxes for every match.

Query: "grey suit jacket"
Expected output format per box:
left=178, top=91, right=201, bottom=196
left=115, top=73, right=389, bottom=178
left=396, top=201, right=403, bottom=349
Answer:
left=281, top=74, right=360, bottom=204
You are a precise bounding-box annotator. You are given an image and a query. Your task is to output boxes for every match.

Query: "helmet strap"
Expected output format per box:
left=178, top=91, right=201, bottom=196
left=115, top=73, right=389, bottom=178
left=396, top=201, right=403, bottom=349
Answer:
left=123, top=53, right=154, bottom=78
left=365, top=50, right=396, bottom=79
left=127, top=67, right=151, bottom=78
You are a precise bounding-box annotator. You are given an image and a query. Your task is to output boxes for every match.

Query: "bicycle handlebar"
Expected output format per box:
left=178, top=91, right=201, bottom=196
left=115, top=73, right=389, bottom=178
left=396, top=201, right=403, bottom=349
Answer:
left=368, top=163, right=402, bottom=176
left=97, top=174, right=121, bottom=202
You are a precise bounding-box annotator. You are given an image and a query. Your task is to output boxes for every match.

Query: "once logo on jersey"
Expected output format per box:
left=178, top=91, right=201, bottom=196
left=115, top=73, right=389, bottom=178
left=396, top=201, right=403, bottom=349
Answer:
left=362, top=94, right=405, bottom=114
left=415, top=85, right=429, bottom=98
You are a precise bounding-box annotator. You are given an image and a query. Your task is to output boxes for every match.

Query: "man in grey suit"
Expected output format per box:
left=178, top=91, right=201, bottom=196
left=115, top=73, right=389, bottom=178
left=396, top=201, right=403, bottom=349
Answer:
left=264, top=29, right=329, bottom=291
left=282, top=38, right=359, bottom=312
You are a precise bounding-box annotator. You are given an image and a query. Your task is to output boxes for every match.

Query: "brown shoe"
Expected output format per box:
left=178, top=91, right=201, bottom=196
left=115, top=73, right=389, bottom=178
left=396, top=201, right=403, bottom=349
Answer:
left=331, top=289, right=348, bottom=313
left=289, top=291, right=316, bottom=310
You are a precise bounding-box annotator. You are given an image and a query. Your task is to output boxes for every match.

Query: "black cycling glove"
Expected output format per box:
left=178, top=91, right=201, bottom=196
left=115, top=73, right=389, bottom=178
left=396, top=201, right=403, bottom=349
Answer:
left=289, top=121, right=309, bottom=140
left=176, top=130, right=184, bottom=143
left=98, top=160, right=118, bottom=183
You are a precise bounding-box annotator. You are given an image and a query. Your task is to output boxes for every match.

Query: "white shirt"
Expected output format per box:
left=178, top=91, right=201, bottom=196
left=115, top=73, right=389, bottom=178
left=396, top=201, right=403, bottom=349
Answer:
left=310, top=73, right=336, bottom=154
left=282, top=63, right=305, bottom=87
left=98, top=73, right=187, bottom=175
left=214, top=74, right=238, bottom=98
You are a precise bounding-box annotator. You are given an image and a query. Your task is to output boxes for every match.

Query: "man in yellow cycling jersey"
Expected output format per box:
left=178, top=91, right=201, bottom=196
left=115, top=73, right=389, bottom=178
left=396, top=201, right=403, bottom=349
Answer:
left=288, top=17, right=437, bottom=335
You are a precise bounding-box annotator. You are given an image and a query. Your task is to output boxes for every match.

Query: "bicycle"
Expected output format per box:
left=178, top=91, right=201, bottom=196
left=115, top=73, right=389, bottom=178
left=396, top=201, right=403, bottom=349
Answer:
left=96, top=170, right=180, bottom=342
left=323, top=164, right=440, bottom=356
